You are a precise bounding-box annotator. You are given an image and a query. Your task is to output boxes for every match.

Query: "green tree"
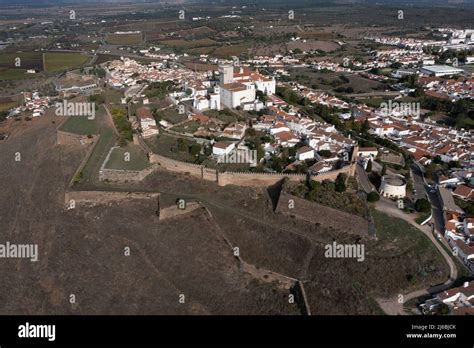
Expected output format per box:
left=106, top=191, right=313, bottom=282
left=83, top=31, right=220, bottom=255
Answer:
left=335, top=173, right=347, bottom=193
left=381, top=163, right=387, bottom=176
left=406, top=179, right=414, bottom=193
left=424, top=163, right=437, bottom=180
left=318, top=150, right=332, bottom=158
left=361, top=119, right=370, bottom=134
left=415, top=198, right=431, bottom=213
left=177, top=138, right=188, bottom=152
left=189, top=144, right=201, bottom=156
left=414, top=87, right=425, bottom=98
left=367, top=192, right=380, bottom=202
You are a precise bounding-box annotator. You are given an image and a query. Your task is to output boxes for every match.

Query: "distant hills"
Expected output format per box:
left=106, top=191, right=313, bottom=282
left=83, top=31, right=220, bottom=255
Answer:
left=0, top=0, right=473, bottom=7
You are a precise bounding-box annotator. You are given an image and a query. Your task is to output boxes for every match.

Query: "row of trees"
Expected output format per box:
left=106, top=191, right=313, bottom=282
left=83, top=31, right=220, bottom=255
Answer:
left=111, top=108, right=133, bottom=146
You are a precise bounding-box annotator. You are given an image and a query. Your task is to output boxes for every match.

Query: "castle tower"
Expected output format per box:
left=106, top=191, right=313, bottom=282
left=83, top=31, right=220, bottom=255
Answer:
left=219, top=63, right=234, bottom=85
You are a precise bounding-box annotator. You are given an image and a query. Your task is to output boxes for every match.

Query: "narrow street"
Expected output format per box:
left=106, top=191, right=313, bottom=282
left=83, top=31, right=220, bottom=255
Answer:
left=410, top=162, right=428, bottom=202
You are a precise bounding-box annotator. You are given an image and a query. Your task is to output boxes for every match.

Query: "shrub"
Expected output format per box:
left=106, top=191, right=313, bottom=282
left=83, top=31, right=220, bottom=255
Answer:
left=367, top=192, right=380, bottom=202
left=415, top=198, right=431, bottom=213
left=335, top=173, right=347, bottom=193
left=189, top=144, right=201, bottom=156
left=318, top=150, right=332, bottom=158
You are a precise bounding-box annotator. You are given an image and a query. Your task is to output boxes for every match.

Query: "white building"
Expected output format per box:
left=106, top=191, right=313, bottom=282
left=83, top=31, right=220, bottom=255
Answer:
left=420, top=65, right=464, bottom=77
left=270, top=122, right=291, bottom=135
left=220, top=82, right=256, bottom=109
left=193, top=95, right=209, bottom=111
left=296, top=146, right=315, bottom=161
left=213, top=141, right=235, bottom=156
left=221, top=122, right=247, bottom=140
left=209, top=90, right=221, bottom=110
left=464, top=218, right=474, bottom=242
left=137, top=107, right=158, bottom=138
left=309, top=161, right=333, bottom=175
left=358, top=147, right=378, bottom=159
left=218, top=63, right=276, bottom=109
left=379, top=175, right=406, bottom=198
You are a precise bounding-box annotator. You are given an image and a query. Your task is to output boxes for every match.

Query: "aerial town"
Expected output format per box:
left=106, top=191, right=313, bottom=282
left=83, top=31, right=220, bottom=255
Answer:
left=0, top=0, right=473, bottom=344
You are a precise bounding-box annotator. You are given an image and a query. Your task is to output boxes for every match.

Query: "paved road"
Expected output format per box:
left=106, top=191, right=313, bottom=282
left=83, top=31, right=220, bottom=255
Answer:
left=410, top=162, right=428, bottom=202
left=426, top=186, right=446, bottom=238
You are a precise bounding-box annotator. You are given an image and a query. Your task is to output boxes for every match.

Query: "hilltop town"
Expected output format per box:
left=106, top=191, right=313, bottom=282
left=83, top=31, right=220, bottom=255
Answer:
left=0, top=0, right=473, bottom=321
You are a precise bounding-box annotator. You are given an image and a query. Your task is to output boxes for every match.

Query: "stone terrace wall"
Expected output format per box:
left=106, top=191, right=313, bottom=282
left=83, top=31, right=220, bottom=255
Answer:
left=65, top=191, right=159, bottom=206
left=99, top=165, right=157, bottom=183
left=150, top=153, right=213, bottom=180
left=57, top=130, right=95, bottom=146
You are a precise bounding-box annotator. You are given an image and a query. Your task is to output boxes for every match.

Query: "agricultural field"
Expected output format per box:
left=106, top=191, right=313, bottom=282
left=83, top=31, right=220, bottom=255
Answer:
left=0, top=51, right=43, bottom=70
left=44, top=52, right=91, bottom=72
left=160, top=38, right=218, bottom=50
left=290, top=69, right=387, bottom=94
left=106, top=33, right=143, bottom=46
left=0, top=97, right=21, bottom=112
left=173, top=26, right=216, bottom=40
left=94, top=54, right=121, bottom=66
left=0, top=68, right=31, bottom=81
left=212, top=42, right=253, bottom=58
left=287, top=40, right=340, bottom=53
left=187, top=46, right=220, bottom=55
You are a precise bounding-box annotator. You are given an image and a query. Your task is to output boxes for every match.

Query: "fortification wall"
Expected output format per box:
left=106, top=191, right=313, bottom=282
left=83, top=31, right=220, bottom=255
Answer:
left=140, top=139, right=357, bottom=187
left=217, top=171, right=306, bottom=187
left=99, top=165, right=157, bottom=183
left=216, top=165, right=353, bottom=187
left=150, top=153, right=208, bottom=180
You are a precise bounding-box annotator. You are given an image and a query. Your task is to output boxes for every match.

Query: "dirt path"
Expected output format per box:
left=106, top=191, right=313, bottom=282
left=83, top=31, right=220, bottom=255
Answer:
left=102, top=104, right=120, bottom=137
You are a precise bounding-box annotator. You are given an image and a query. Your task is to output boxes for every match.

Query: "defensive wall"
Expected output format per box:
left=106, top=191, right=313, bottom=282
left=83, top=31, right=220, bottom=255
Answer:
left=149, top=145, right=358, bottom=187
